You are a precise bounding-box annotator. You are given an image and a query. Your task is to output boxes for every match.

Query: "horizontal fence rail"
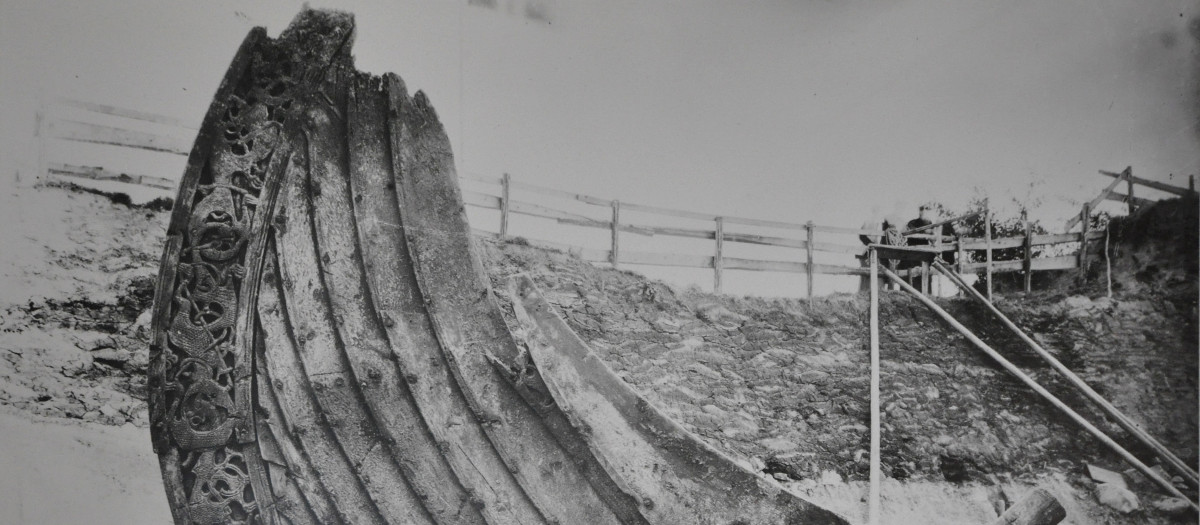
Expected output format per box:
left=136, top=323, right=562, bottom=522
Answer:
left=36, top=98, right=1164, bottom=297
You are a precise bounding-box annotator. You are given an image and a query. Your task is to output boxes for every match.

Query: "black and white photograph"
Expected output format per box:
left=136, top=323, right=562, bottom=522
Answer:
left=0, top=1, right=1197, bottom=523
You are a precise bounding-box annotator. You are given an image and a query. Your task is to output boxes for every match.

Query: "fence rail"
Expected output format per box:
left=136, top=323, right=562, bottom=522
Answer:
left=36, top=97, right=1160, bottom=297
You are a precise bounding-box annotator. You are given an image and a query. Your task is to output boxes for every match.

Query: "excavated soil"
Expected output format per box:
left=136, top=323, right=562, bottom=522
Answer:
left=1, top=182, right=1196, bottom=524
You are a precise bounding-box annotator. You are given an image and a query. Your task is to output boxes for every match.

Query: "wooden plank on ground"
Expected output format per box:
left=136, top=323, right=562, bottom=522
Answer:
left=47, top=162, right=177, bottom=190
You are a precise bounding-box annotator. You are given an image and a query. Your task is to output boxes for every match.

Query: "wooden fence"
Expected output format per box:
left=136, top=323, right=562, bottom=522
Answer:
left=33, top=97, right=1174, bottom=298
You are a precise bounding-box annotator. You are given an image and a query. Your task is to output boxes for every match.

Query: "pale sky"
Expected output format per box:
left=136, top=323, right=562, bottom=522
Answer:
left=1, top=0, right=1197, bottom=296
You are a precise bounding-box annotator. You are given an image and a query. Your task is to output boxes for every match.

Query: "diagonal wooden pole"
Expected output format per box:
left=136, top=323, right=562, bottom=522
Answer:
left=933, top=260, right=1199, bottom=487
left=882, top=266, right=1199, bottom=510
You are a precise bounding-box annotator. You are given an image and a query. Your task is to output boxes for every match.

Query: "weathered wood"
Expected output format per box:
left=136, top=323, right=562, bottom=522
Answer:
left=714, top=217, right=724, bottom=293
left=868, top=249, right=881, bottom=525
left=806, top=221, right=815, bottom=303
left=46, top=118, right=191, bottom=156
left=47, top=162, right=177, bottom=190
left=935, top=261, right=1200, bottom=487
left=390, top=86, right=632, bottom=524
left=987, top=488, right=1065, bottom=525
left=55, top=96, right=197, bottom=129
left=1078, top=203, right=1090, bottom=280
left=885, top=266, right=1200, bottom=511
left=1104, top=192, right=1153, bottom=209
left=1066, top=167, right=1128, bottom=231
left=1126, top=169, right=1136, bottom=213
left=1101, top=168, right=1194, bottom=197
left=984, top=201, right=993, bottom=300
left=1022, top=211, right=1032, bottom=293
left=611, top=200, right=621, bottom=267
left=500, top=172, right=511, bottom=236
left=509, top=276, right=851, bottom=525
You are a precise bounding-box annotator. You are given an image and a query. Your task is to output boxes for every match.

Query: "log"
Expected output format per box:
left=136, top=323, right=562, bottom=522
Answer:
left=988, top=488, right=1065, bottom=525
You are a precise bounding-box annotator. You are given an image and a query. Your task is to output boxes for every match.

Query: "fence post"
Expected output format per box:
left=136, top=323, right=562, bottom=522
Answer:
left=610, top=200, right=621, bottom=269
left=35, top=94, right=47, bottom=185
left=956, top=234, right=966, bottom=274
left=1190, top=175, right=1195, bottom=193
left=985, top=200, right=993, bottom=301
left=805, top=221, right=815, bottom=304
left=714, top=217, right=724, bottom=294
left=1125, top=169, right=1135, bottom=214
left=1079, top=202, right=1090, bottom=280
left=500, top=172, right=511, bottom=236
left=1022, top=210, right=1032, bottom=293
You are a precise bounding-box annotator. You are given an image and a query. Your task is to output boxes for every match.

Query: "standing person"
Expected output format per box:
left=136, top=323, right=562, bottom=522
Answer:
left=857, top=206, right=884, bottom=292
left=905, top=205, right=934, bottom=290
left=877, top=204, right=907, bottom=290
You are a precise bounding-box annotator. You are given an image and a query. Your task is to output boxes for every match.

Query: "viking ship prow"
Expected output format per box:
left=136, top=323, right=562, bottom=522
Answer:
left=149, top=9, right=850, bottom=524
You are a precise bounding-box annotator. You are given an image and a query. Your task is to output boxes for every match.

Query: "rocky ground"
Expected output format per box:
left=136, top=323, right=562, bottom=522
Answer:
left=0, top=180, right=1195, bottom=524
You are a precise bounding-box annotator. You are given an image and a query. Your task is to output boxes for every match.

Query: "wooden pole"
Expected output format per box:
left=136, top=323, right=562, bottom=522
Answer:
left=1190, top=174, right=1195, bottom=193
left=1104, top=227, right=1112, bottom=299
left=500, top=172, right=511, bottom=236
left=35, top=94, right=47, bottom=185
left=987, top=488, right=1065, bottom=525
left=714, top=217, right=724, bottom=294
left=956, top=234, right=966, bottom=274
left=933, top=231, right=942, bottom=296
left=901, top=265, right=1199, bottom=508
left=1125, top=170, right=1135, bottom=214
left=611, top=200, right=621, bottom=269
left=1022, top=210, right=1032, bottom=293
left=1078, top=203, right=1090, bottom=281
left=868, top=248, right=881, bottom=525
left=985, top=200, right=993, bottom=301
left=805, top=221, right=815, bottom=304
left=933, top=260, right=1200, bottom=486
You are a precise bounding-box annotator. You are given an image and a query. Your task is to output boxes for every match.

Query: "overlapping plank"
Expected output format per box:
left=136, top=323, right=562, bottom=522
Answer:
left=391, top=89, right=638, bottom=525
left=310, top=71, right=484, bottom=524
left=351, top=73, right=547, bottom=524
left=273, top=151, right=433, bottom=524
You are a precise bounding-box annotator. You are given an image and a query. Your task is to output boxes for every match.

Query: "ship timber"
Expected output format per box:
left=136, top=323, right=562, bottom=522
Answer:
left=148, top=8, right=850, bottom=525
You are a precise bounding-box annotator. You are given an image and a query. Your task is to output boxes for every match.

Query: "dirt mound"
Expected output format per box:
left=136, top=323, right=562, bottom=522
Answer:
left=1, top=184, right=1195, bottom=523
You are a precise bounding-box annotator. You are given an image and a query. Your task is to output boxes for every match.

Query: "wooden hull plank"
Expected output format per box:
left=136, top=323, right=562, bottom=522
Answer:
left=350, top=73, right=548, bottom=524
left=390, top=91, right=629, bottom=525
left=308, top=70, right=485, bottom=524
left=509, top=275, right=852, bottom=525
left=259, top=253, right=385, bottom=525
left=273, top=150, right=434, bottom=525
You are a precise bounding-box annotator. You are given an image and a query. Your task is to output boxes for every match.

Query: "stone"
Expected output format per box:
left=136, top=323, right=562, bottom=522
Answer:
left=759, top=437, right=800, bottom=453
left=799, top=370, right=830, bottom=385
left=1150, top=497, right=1191, bottom=515
left=1086, top=464, right=1127, bottom=489
left=817, top=469, right=843, bottom=485
left=1094, top=482, right=1139, bottom=513
left=687, top=363, right=722, bottom=380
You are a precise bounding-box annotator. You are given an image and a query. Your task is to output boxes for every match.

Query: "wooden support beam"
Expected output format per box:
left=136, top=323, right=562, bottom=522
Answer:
left=1022, top=210, right=1032, bottom=293
left=1100, top=168, right=1194, bottom=197
left=500, top=173, right=511, bottom=236
left=1078, top=203, right=1090, bottom=280
left=611, top=200, right=621, bottom=269
left=805, top=221, right=815, bottom=304
left=935, top=260, right=1200, bottom=487
left=1126, top=170, right=1136, bottom=214
left=883, top=266, right=1199, bottom=511
left=714, top=217, right=724, bottom=294
left=985, top=201, right=993, bottom=301
left=868, top=248, right=881, bottom=525
left=987, top=488, right=1065, bottom=525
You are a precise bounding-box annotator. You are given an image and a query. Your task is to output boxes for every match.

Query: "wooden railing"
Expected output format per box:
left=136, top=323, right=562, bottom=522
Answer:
left=1065, top=166, right=1195, bottom=231
left=35, top=98, right=1122, bottom=297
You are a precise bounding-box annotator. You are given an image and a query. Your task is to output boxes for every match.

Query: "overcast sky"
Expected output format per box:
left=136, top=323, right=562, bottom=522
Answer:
left=1, top=0, right=1196, bottom=296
